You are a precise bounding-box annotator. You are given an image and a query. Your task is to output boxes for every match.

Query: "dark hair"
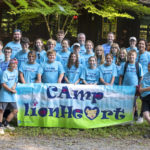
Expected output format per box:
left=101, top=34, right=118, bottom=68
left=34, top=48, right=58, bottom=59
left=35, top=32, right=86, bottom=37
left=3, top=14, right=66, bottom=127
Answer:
left=4, top=47, right=12, bottom=53
left=61, top=39, right=70, bottom=46
left=21, top=37, right=30, bottom=44
left=28, top=50, right=36, bottom=58
left=138, top=38, right=147, bottom=49
left=67, top=52, right=79, bottom=69
left=33, top=38, right=45, bottom=51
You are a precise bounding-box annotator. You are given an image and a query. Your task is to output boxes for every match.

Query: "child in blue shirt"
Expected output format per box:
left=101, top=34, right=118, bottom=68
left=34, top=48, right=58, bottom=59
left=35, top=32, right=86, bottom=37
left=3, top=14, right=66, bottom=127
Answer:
left=59, top=39, right=71, bottom=67
left=115, top=47, right=127, bottom=85
left=0, top=47, right=12, bottom=71
left=19, top=51, right=41, bottom=83
left=34, top=38, right=46, bottom=64
left=73, top=43, right=85, bottom=66
left=82, top=56, right=100, bottom=85
left=64, top=52, right=83, bottom=84
left=110, top=43, right=120, bottom=64
left=15, top=37, right=30, bottom=69
left=0, top=59, right=18, bottom=134
left=95, top=45, right=105, bottom=66
left=82, top=40, right=94, bottom=67
left=40, top=50, right=64, bottom=83
left=99, top=54, right=117, bottom=85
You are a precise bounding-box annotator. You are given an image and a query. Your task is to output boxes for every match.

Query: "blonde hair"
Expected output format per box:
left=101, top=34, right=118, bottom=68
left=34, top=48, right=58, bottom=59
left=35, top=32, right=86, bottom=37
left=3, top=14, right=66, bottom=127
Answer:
left=47, top=50, right=56, bottom=56
left=116, top=47, right=127, bottom=65
left=95, top=45, right=105, bottom=65
left=47, top=39, right=56, bottom=46
left=110, top=43, right=120, bottom=55
left=85, top=40, right=94, bottom=48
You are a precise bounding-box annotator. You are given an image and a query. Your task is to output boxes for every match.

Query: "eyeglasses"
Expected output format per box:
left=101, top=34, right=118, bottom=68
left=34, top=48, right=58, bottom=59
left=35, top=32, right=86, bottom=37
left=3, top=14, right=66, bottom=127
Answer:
left=4, top=51, right=11, bottom=53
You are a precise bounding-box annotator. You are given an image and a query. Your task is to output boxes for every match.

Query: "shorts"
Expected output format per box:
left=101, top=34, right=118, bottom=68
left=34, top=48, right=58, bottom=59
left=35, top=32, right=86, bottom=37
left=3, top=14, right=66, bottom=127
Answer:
left=141, top=94, right=150, bottom=112
left=0, top=102, right=17, bottom=111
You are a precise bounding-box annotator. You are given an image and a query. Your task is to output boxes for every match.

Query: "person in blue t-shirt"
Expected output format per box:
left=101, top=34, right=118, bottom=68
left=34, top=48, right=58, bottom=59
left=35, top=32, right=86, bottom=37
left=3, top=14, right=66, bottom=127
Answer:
left=126, top=36, right=138, bottom=53
left=54, top=30, right=65, bottom=53
left=59, top=39, right=71, bottom=67
left=73, top=43, right=85, bottom=66
left=94, top=45, right=105, bottom=67
left=0, top=47, right=12, bottom=71
left=5, top=29, right=22, bottom=59
left=119, top=50, right=143, bottom=86
left=19, top=51, right=41, bottom=83
left=82, top=40, right=94, bottom=67
left=40, top=50, right=64, bottom=83
left=0, top=41, right=4, bottom=63
left=102, top=32, right=115, bottom=56
left=0, top=59, right=18, bottom=134
left=15, top=37, right=30, bottom=69
left=34, top=38, right=46, bottom=64
left=99, top=54, right=117, bottom=85
left=43, top=39, right=61, bottom=62
left=82, top=56, right=100, bottom=85
left=64, top=52, right=83, bottom=84
left=115, top=47, right=127, bottom=85
left=70, top=33, right=86, bottom=55
left=137, top=39, right=150, bottom=75
left=110, top=43, right=120, bottom=64
left=139, top=63, right=150, bottom=128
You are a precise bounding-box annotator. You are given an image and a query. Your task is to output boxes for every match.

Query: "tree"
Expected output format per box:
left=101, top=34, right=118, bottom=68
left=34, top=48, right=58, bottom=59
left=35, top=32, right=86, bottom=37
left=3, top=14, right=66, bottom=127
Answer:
left=4, top=0, right=150, bottom=37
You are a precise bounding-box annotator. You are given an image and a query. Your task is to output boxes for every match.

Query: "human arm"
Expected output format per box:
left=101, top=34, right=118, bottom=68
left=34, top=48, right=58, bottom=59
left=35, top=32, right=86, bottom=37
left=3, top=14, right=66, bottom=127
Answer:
left=119, top=75, right=123, bottom=85
left=2, top=83, right=16, bottom=93
left=100, top=78, right=110, bottom=85
left=35, top=74, right=41, bottom=83
left=57, top=73, right=64, bottom=83
left=64, top=76, right=70, bottom=84
left=19, top=72, right=26, bottom=84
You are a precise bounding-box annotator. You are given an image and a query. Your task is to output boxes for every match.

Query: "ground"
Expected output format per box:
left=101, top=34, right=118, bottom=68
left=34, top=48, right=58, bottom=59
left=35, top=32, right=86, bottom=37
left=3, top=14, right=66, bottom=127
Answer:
left=0, top=124, right=150, bottom=150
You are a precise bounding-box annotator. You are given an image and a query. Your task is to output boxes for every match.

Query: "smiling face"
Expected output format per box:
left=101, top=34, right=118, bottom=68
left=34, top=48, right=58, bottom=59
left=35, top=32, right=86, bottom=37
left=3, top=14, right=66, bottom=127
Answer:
left=89, top=57, right=96, bottom=68
left=4, top=48, right=12, bottom=59
left=129, top=40, right=136, bottom=47
left=36, top=39, right=43, bottom=51
left=120, top=50, right=126, bottom=60
left=61, top=40, right=69, bottom=50
left=28, top=53, right=36, bottom=64
left=48, top=53, right=56, bottom=63
left=107, top=33, right=114, bottom=44
left=57, top=33, right=64, bottom=42
left=78, top=34, right=86, bottom=45
left=21, top=43, right=29, bottom=51
left=13, top=31, right=22, bottom=42
left=106, top=55, right=112, bottom=66
left=70, top=53, right=77, bottom=64
left=85, top=42, right=93, bottom=53
left=128, top=52, right=136, bottom=64
left=138, top=40, right=146, bottom=53
left=95, top=47, right=103, bottom=56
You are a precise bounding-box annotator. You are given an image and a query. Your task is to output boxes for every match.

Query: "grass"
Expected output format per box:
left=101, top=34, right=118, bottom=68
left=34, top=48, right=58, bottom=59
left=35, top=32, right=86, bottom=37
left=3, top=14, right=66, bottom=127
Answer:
left=6, top=98, right=150, bottom=139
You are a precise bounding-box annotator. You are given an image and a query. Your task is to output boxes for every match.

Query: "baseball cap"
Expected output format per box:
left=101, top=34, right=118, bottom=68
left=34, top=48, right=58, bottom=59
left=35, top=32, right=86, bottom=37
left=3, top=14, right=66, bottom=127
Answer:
left=73, top=43, right=80, bottom=48
left=129, top=37, right=137, bottom=41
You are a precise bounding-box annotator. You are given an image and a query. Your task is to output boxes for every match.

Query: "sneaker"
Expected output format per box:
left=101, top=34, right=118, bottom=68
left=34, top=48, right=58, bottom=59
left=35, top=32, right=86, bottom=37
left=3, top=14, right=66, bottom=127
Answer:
left=4, top=124, right=15, bottom=131
left=136, top=117, right=144, bottom=124
left=0, top=127, right=4, bottom=135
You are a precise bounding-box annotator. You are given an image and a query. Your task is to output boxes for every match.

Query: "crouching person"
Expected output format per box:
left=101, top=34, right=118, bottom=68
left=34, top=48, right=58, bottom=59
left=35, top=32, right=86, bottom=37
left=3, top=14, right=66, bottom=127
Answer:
left=0, top=59, right=18, bottom=134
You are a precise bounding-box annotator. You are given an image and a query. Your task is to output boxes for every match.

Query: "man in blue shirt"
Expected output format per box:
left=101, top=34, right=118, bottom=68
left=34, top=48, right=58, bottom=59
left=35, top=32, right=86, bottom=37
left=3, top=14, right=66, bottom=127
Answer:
left=5, top=29, right=22, bottom=59
left=102, top=32, right=115, bottom=56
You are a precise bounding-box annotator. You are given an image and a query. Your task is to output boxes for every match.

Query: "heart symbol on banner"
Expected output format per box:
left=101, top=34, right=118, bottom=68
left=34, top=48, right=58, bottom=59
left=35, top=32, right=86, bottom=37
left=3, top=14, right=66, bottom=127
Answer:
left=84, top=106, right=99, bottom=120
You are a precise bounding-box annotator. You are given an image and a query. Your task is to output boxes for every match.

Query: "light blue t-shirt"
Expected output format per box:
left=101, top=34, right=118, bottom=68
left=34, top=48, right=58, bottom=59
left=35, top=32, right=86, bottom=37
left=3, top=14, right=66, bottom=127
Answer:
left=0, top=69, right=18, bottom=102
left=15, top=50, right=29, bottom=68
left=137, top=51, right=150, bottom=75
left=19, top=62, right=41, bottom=83
left=59, top=51, right=71, bottom=67
left=54, top=42, right=62, bottom=53
left=40, top=61, right=64, bottom=83
left=99, top=63, right=117, bottom=84
left=141, top=72, right=150, bottom=97
left=81, top=67, right=100, bottom=84
left=0, top=61, right=10, bottom=71
left=102, top=43, right=111, bottom=56
left=120, top=63, right=143, bottom=86
left=0, top=53, right=5, bottom=63
left=126, top=47, right=138, bottom=53
left=5, top=41, right=22, bottom=58
left=82, top=52, right=94, bottom=67
left=64, top=65, right=83, bottom=83
left=0, top=68, right=2, bottom=83
left=36, top=50, right=46, bottom=64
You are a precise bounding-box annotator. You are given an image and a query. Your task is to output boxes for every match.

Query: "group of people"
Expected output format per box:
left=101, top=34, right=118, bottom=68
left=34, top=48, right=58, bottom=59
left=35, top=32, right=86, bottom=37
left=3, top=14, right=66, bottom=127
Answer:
left=0, top=29, right=150, bottom=136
